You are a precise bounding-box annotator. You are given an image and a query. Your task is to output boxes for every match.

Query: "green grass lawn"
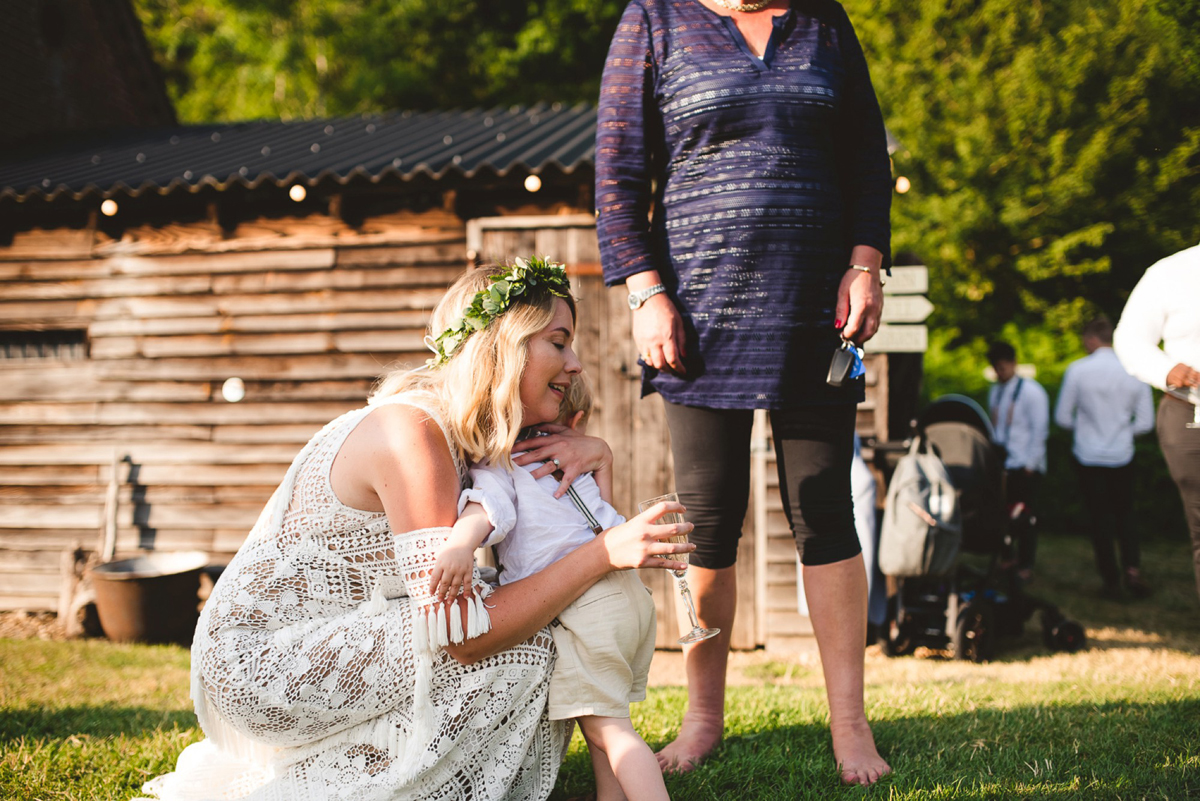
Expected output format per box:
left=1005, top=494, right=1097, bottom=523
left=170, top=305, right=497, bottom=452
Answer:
left=2, top=532, right=1198, bottom=800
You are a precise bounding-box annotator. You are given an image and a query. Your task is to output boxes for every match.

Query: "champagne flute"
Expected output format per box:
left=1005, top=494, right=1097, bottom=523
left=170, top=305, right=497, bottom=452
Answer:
left=639, top=492, right=719, bottom=645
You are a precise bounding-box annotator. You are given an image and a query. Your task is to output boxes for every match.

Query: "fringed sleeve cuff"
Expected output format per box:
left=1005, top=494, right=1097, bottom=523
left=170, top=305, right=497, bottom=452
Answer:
left=393, top=526, right=494, bottom=652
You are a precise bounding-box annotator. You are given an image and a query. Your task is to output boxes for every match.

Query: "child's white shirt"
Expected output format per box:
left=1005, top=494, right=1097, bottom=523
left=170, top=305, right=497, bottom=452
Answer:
left=459, top=456, right=625, bottom=585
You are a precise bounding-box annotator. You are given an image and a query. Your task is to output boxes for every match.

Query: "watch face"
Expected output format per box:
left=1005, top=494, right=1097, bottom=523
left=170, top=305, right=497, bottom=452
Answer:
left=628, top=294, right=640, bottom=310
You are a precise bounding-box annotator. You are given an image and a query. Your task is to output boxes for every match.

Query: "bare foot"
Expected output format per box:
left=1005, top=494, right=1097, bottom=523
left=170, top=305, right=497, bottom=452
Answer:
left=655, top=713, right=722, bottom=774
left=831, top=718, right=891, bottom=786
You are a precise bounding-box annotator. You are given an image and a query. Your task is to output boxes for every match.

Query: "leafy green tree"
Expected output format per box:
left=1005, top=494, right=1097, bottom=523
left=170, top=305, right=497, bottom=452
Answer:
left=134, top=0, right=625, bottom=121
left=850, top=0, right=1200, bottom=343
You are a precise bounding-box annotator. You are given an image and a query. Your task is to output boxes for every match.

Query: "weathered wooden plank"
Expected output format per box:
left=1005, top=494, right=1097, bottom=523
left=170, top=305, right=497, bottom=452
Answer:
left=228, top=380, right=372, bottom=403
left=104, top=331, right=427, bottom=361
left=2, top=274, right=213, bottom=301
left=0, top=424, right=212, bottom=443
left=0, top=259, right=106, bottom=281
left=0, top=503, right=263, bottom=530
left=0, top=505, right=103, bottom=528
left=89, top=288, right=444, bottom=320
left=767, top=610, right=814, bottom=636
left=0, top=594, right=61, bottom=611
left=767, top=583, right=803, bottom=611
left=0, top=367, right=213, bottom=403
left=212, top=528, right=252, bottom=554
left=0, top=401, right=352, bottom=426
left=0, top=442, right=299, bottom=466
left=0, top=485, right=274, bottom=506
left=104, top=248, right=335, bottom=276
left=88, top=213, right=463, bottom=258
left=94, top=332, right=333, bottom=359
left=331, top=331, right=428, bottom=353
left=95, top=353, right=419, bottom=382
left=766, top=536, right=797, bottom=563
left=334, top=242, right=465, bottom=268
left=211, top=424, right=320, bottom=444
left=211, top=265, right=462, bottom=295
left=0, top=548, right=64, bottom=569
left=88, top=310, right=430, bottom=338
left=0, top=299, right=95, bottom=325
left=104, top=464, right=287, bottom=487
left=0, top=229, right=94, bottom=260
left=0, top=466, right=102, bottom=486
left=766, top=562, right=797, bottom=585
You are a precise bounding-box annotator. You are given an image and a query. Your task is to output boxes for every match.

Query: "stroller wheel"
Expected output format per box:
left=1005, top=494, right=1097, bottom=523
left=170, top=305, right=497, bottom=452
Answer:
left=953, top=601, right=996, bottom=663
left=1041, top=610, right=1087, bottom=653
left=883, top=595, right=916, bottom=657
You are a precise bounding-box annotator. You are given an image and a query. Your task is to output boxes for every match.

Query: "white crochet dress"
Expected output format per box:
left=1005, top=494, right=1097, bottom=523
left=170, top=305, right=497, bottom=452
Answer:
left=141, top=393, right=570, bottom=801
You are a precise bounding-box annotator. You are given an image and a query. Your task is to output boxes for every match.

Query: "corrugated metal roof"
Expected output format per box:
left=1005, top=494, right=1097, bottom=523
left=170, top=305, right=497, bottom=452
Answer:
left=0, top=103, right=597, bottom=203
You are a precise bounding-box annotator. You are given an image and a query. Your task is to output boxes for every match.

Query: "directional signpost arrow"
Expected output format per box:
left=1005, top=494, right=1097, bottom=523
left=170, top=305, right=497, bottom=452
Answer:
left=881, top=294, right=934, bottom=324
left=868, top=324, right=928, bottom=353
left=882, top=265, right=929, bottom=296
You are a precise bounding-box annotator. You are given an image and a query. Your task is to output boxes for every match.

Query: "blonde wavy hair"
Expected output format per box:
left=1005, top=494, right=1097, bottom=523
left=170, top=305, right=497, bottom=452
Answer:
left=371, top=265, right=576, bottom=468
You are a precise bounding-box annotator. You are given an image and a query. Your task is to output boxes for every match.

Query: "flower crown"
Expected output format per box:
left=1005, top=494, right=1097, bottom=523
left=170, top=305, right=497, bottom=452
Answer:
left=425, top=256, right=572, bottom=368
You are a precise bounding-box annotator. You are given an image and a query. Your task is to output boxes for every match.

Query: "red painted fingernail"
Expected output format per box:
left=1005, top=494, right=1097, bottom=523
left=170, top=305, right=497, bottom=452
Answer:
left=835, top=319, right=843, bottom=328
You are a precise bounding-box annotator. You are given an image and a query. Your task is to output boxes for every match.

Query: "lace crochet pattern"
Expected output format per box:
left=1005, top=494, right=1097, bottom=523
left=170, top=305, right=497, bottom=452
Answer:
left=141, top=393, right=569, bottom=801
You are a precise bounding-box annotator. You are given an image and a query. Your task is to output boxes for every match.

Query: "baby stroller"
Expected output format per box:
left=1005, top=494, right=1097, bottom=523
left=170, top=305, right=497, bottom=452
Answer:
left=878, top=395, right=1086, bottom=662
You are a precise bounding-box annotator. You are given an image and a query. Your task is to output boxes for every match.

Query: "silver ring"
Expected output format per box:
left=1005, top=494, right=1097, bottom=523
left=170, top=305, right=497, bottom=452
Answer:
left=552, top=458, right=561, bottom=467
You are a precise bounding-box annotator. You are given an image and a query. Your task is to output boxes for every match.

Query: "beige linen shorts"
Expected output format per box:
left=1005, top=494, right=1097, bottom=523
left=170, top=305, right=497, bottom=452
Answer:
left=547, top=570, right=657, bottom=720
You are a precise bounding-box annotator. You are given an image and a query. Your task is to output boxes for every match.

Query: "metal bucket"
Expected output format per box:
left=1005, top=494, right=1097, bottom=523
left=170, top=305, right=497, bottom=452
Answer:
left=89, top=551, right=208, bottom=644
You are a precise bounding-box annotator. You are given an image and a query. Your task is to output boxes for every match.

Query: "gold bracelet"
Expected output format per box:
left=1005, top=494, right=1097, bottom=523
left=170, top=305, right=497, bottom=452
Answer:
left=850, top=264, right=887, bottom=285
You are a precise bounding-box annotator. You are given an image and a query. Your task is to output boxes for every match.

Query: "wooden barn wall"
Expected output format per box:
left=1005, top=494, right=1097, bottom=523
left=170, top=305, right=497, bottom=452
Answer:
left=0, top=207, right=468, bottom=611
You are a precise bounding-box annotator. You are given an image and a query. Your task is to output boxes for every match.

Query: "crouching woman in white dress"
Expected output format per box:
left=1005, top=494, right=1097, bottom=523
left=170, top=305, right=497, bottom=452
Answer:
left=141, top=258, right=693, bottom=801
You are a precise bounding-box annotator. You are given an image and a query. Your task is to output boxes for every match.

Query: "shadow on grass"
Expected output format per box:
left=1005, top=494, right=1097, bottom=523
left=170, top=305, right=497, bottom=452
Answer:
left=0, top=705, right=197, bottom=743
left=551, top=698, right=1200, bottom=800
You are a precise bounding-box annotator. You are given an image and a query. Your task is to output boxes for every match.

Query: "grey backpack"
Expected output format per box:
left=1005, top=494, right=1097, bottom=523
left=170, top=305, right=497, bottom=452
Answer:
left=879, top=436, right=962, bottom=577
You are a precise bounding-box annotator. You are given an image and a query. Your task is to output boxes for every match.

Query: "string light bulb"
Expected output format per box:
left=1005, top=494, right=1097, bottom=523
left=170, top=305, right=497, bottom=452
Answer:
left=289, top=184, right=307, bottom=202
left=100, top=199, right=118, bottom=216
left=524, top=175, right=542, bottom=193
left=895, top=176, right=911, bottom=194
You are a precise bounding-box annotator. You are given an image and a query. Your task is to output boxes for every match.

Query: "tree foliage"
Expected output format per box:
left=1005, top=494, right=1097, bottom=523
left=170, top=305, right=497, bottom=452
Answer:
left=133, top=0, right=625, bottom=121
left=848, top=0, right=1200, bottom=344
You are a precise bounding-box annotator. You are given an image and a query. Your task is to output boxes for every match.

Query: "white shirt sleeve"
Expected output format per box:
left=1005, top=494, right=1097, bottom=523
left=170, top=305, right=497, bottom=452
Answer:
left=1054, top=364, right=1079, bottom=431
left=458, top=463, right=518, bottom=548
left=1131, top=380, right=1155, bottom=436
left=1114, top=267, right=1174, bottom=390
left=1025, top=382, right=1050, bottom=472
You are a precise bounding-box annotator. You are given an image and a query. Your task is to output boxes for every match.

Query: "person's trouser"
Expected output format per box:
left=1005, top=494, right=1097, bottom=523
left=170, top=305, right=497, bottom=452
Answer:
left=1074, top=459, right=1137, bottom=586
left=1005, top=468, right=1041, bottom=570
left=1157, top=395, right=1200, bottom=600
left=662, top=401, right=862, bottom=570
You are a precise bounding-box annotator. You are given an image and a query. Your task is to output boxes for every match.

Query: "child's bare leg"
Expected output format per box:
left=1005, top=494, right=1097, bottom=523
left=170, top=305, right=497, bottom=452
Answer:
left=578, top=716, right=669, bottom=801
left=586, top=737, right=627, bottom=801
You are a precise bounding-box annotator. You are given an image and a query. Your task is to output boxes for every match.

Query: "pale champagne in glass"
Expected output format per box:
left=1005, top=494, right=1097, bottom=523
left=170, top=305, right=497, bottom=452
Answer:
left=639, top=492, right=719, bottom=645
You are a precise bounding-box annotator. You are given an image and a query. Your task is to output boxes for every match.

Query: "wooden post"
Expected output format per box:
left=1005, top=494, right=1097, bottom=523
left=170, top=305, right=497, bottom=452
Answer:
left=100, top=450, right=121, bottom=562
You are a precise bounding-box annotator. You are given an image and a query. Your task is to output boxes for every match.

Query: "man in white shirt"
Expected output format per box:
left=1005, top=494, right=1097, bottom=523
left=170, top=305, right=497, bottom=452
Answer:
left=1056, top=317, right=1155, bottom=597
left=1114, top=243, right=1200, bottom=602
left=987, top=341, right=1050, bottom=581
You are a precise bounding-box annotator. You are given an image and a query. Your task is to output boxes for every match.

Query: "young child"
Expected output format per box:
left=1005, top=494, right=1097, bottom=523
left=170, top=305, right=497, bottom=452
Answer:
left=430, top=374, right=667, bottom=801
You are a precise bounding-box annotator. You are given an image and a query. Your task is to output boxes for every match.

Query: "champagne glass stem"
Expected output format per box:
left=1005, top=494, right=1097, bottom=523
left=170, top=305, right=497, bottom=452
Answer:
left=676, top=575, right=702, bottom=629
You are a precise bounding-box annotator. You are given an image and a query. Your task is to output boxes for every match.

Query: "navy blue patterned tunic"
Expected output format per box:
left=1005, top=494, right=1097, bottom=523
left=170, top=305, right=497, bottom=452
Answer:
left=596, top=0, right=891, bottom=409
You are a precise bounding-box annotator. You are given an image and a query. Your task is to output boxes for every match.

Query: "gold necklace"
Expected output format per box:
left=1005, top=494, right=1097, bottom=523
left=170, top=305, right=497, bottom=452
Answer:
left=711, top=0, right=775, bottom=11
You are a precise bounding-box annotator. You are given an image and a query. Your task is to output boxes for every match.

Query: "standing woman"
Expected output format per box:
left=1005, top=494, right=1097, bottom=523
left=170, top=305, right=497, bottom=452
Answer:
left=596, top=0, right=892, bottom=785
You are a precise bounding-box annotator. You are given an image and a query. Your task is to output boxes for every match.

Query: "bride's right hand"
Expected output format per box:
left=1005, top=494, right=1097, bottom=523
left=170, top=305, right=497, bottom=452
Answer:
left=600, top=501, right=694, bottom=571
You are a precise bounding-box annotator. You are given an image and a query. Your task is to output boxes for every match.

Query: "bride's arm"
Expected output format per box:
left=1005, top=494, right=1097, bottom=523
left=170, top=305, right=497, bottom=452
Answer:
left=352, top=404, right=692, bottom=665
